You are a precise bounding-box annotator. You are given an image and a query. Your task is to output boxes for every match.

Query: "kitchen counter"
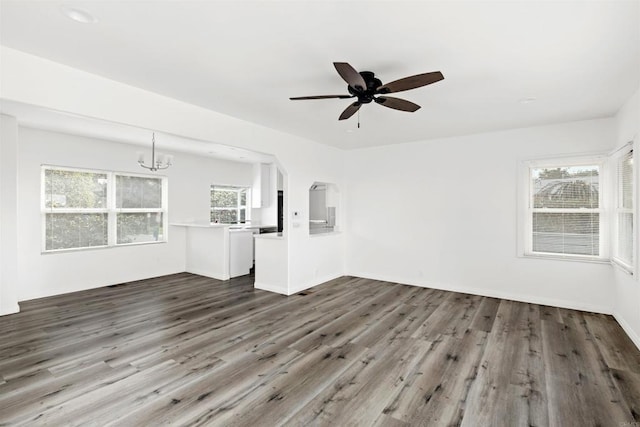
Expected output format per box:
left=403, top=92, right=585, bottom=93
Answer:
left=174, top=225, right=230, bottom=280
left=171, top=222, right=279, bottom=281
left=228, top=223, right=277, bottom=230
left=170, top=222, right=229, bottom=228
left=170, top=222, right=277, bottom=230
left=254, top=232, right=283, bottom=240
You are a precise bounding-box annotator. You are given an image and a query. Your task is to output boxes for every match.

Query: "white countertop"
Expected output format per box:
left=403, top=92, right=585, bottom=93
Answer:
left=254, top=232, right=283, bottom=240
left=170, top=222, right=229, bottom=228
left=228, top=223, right=277, bottom=230
left=229, top=228, right=255, bottom=233
left=170, top=222, right=277, bottom=229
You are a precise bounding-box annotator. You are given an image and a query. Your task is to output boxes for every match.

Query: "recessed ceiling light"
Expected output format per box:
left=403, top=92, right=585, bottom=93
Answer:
left=519, top=97, right=537, bottom=104
left=61, top=6, right=97, bottom=24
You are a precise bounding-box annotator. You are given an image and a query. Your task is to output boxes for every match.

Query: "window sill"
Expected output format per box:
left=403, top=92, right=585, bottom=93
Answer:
left=611, top=258, right=634, bottom=275
left=309, top=231, right=341, bottom=238
left=520, top=253, right=610, bottom=265
left=42, top=240, right=166, bottom=254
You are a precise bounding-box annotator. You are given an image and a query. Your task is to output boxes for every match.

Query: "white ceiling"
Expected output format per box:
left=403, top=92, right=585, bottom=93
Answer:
left=1, top=1, right=639, bottom=150
left=0, top=100, right=275, bottom=164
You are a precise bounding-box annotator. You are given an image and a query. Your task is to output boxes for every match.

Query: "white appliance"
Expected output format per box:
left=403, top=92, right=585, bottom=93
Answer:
left=229, top=229, right=254, bottom=278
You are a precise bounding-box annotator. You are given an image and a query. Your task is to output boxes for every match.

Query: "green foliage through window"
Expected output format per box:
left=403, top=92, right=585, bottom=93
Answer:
left=211, top=186, right=249, bottom=223
left=42, top=167, right=167, bottom=251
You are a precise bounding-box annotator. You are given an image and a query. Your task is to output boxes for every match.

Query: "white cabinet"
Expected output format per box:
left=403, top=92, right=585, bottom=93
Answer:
left=229, top=229, right=254, bottom=278
left=252, top=163, right=271, bottom=208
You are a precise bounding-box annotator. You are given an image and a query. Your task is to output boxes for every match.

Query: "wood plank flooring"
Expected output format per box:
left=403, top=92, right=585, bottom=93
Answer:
left=1, top=273, right=639, bottom=426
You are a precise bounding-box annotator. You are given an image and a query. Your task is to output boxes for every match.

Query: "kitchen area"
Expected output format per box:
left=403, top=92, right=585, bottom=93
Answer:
left=172, top=162, right=284, bottom=280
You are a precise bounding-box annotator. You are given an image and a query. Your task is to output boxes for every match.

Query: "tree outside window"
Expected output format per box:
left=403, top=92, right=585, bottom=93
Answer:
left=42, top=166, right=167, bottom=251
left=211, top=186, right=250, bottom=224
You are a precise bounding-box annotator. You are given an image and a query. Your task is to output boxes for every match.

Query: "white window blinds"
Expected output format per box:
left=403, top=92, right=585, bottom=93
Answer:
left=614, top=149, right=634, bottom=269
left=530, top=165, right=601, bottom=257
left=42, top=166, right=167, bottom=252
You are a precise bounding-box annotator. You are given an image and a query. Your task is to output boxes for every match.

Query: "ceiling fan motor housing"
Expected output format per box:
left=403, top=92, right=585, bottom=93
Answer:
left=347, top=71, right=382, bottom=103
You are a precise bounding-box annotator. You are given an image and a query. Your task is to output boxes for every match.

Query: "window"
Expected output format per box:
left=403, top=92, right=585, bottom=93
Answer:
left=524, top=159, right=605, bottom=260
left=43, top=168, right=109, bottom=250
left=211, top=186, right=250, bottom=224
left=115, top=175, right=165, bottom=244
left=42, top=166, right=167, bottom=252
left=613, top=148, right=634, bottom=270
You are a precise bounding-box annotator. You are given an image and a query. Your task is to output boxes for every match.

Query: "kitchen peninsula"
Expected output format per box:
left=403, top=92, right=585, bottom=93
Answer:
left=171, top=222, right=277, bottom=280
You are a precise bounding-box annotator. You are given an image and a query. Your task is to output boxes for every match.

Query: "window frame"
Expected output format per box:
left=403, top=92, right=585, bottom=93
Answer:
left=41, top=165, right=168, bottom=253
left=519, top=155, right=609, bottom=262
left=113, top=172, right=168, bottom=246
left=210, top=185, right=251, bottom=224
left=611, top=145, right=635, bottom=273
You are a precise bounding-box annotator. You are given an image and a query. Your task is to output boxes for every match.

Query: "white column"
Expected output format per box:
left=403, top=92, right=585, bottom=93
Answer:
left=0, top=114, right=20, bottom=315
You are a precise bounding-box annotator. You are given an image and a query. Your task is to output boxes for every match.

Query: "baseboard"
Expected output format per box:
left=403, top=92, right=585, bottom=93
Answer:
left=254, top=281, right=288, bottom=295
left=288, top=273, right=343, bottom=295
left=185, top=268, right=229, bottom=281
left=254, top=273, right=344, bottom=296
left=0, top=303, right=20, bottom=316
left=613, top=312, right=640, bottom=352
left=348, top=271, right=612, bottom=315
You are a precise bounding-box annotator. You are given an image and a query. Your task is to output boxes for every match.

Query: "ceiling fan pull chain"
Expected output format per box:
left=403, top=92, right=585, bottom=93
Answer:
left=358, top=109, right=360, bottom=129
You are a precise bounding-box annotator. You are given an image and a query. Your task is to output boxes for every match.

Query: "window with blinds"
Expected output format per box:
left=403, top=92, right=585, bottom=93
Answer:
left=529, top=164, right=602, bottom=258
left=42, top=166, right=168, bottom=252
left=613, top=149, right=634, bottom=270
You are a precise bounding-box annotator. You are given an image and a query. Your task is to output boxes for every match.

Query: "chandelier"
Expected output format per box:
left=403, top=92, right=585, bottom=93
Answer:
left=138, top=133, right=172, bottom=172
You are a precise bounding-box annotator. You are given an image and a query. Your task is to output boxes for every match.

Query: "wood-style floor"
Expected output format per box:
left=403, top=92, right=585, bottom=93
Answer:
left=1, top=273, right=639, bottom=426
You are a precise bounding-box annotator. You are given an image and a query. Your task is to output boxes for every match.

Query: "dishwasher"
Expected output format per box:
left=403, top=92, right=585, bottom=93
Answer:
left=229, top=229, right=254, bottom=278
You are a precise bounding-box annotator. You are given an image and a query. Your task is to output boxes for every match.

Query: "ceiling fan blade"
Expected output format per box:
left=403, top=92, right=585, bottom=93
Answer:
left=334, top=62, right=367, bottom=91
left=375, top=96, right=421, bottom=112
left=339, top=102, right=361, bottom=120
left=376, top=71, right=444, bottom=94
left=290, top=95, right=354, bottom=100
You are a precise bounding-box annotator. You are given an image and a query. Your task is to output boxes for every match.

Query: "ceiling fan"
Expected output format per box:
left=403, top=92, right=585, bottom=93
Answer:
left=290, top=62, right=444, bottom=121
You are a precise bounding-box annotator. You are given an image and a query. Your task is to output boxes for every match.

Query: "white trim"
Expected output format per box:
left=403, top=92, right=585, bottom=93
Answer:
left=254, top=281, right=288, bottom=295
left=611, top=258, right=634, bottom=275
left=348, top=271, right=613, bottom=315
left=289, top=273, right=343, bottom=295
left=185, top=268, right=230, bottom=281
left=254, top=272, right=343, bottom=296
left=517, top=252, right=610, bottom=264
left=608, top=140, right=634, bottom=156
left=610, top=145, right=634, bottom=272
left=0, top=303, right=20, bottom=316
left=613, top=312, right=640, bottom=352
left=634, top=135, right=640, bottom=278
left=309, top=231, right=341, bottom=238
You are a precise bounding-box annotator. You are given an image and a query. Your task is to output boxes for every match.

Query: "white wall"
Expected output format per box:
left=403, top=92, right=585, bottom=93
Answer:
left=613, top=86, right=640, bottom=349
left=346, top=118, right=616, bottom=313
left=1, top=47, right=346, bottom=299
left=16, top=127, right=253, bottom=300
left=0, top=115, right=20, bottom=315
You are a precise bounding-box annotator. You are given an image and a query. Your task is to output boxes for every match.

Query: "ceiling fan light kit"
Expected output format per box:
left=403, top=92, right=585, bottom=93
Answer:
left=290, top=62, right=444, bottom=121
